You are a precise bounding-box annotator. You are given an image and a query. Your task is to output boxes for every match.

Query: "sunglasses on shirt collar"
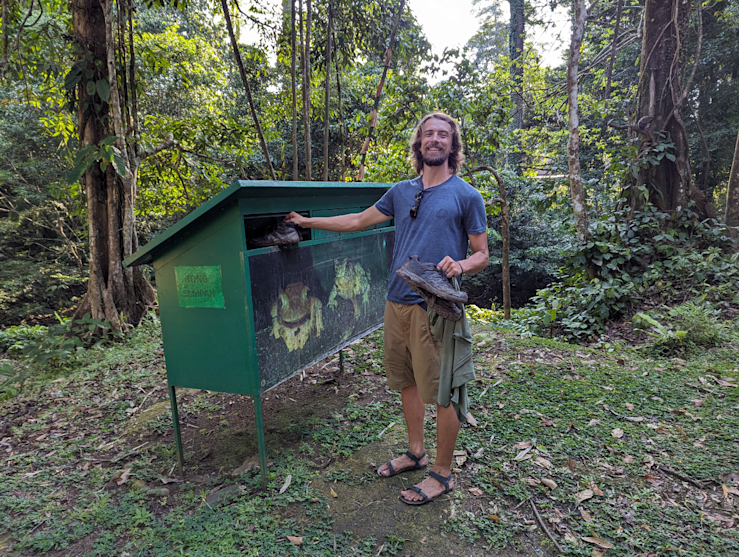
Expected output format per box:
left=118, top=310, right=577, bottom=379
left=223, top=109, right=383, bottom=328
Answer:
left=410, top=189, right=424, bottom=219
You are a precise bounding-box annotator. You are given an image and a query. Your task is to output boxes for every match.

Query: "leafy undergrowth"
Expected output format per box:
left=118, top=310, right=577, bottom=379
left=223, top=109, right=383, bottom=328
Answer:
left=0, top=315, right=738, bottom=556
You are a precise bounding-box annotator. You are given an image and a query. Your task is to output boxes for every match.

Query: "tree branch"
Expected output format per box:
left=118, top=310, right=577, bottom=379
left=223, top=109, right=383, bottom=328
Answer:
left=139, top=135, right=177, bottom=160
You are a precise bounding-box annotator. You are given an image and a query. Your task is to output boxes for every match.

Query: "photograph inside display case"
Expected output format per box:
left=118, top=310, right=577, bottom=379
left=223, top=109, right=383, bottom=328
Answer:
left=248, top=230, right=395, bottom=391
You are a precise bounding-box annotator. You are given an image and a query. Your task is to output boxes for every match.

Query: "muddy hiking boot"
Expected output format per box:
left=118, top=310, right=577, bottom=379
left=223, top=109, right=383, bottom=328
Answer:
left=251, top=221, right=300, bottom=248
left=397, top=255, right=468, bottom=321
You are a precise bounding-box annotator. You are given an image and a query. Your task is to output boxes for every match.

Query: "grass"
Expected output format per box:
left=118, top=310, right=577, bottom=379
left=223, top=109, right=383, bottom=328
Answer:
left=1, top=313, right=738, bottom=556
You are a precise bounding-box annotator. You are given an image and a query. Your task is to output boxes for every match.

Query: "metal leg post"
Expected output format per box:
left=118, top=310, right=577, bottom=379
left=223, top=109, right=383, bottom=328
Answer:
left=339, top=349, right=344, bottom=372
left=253, top=394, right=268, bottom=489
left=169, top=385, right=185, bottom=477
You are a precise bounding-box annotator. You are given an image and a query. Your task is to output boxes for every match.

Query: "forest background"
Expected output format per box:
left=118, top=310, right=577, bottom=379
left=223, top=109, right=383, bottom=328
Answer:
left=1, top=0, right=739, bottom=555
left=0, top=0, right=738, bottom=340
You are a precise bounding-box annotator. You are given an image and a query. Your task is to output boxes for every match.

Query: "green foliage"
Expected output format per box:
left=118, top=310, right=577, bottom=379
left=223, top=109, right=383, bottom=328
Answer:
left=517, top=203, right=739, bottom=340
left=634, top=298, right=733, bottom=355
left=0, top=314, right=119, bottom=399
left=0, top=324, right=48, bottom=352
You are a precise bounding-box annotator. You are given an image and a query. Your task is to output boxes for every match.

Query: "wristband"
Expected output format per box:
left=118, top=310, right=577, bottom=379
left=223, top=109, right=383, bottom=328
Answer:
left=457, top=261, right=464, bottom=275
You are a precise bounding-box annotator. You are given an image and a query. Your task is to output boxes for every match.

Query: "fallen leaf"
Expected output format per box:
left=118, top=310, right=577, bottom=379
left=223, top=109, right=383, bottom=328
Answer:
left=574, top=489, right=594, bottom=504
left=582, top=536, right=613, bottom=549
left=567, top=457, right=577, bottom=472
left=497, top=401, right=505, bottom=409
left=602, top=385, right=614, bottom=391
left=611, top=428, right=624, bottom=439
left=625, top=403, right=634, bottom=411
left=113, top=468, right=132, bottom=486
left=468, top=487, right=483, bottom=496
left=541, top=478, right=557, bottom=489
left=581, top=360, right=597, bottom=365
left=419, top=536, right=427, bottom=544
left=721, top=472, right=739, bottom=484
left=279, top=474, right=292, bottom=494
left=466, top=413, right=478, bottom=427
left=540, top=418, right=555, bottom=427
left=651, top=396, right=664, bottom=402
left=525, top=477, right=541, bottom=486
left=723, top=484, right=739, bottom=498
left=593, top=485, right=604, bottom=496
left=231, top=458, right=260, bottom=477
left=375, top=543, right=384, bottom=556
left=514, top=445, right=533, bottom=461
left=564, top=532, right=581, bottom=546
left=330, top=488, right=338, bottom=498
left=587, top=419, right=600, bottom=427
left=623, top=454, right=635, bottom=463
left=514, top=440, right=532, bottom=450
left=488, top=514, right=501, bottom=521
left=454, top=449, right=468, bottom=467
left=287, top=536, right=303, bottom=545
left=160, top=476, right=181, bottom=484
left=580, top=509, right=593, bottom=522
left=534, top=457, right=552, bottom=469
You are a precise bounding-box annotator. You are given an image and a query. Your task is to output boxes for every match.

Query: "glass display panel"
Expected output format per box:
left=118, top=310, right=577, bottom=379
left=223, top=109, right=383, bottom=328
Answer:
left=248, top=230, right=395, bottom=391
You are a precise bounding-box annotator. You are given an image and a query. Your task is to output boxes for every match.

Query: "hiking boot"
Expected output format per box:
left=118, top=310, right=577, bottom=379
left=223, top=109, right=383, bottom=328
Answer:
left=251, top=221, right=300, bottom=248
left=397, top=256, right=468, bottom=303
left=397, top=255, right=467, bottom=321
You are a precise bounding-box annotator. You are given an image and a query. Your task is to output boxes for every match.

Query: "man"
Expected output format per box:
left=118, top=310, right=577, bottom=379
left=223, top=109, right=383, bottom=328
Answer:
left=285, top=112, right=488, bottom=505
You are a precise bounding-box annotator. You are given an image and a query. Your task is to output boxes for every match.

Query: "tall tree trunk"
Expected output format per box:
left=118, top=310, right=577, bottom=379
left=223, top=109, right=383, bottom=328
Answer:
left=491, top=170, right=511, bottom=319
left=726, top=130, right=739, bottom=235
left=508, top=0, right=524, bottom=129
left=71, top=0, right=157, bottom=332
left=358, top=0, right=405, bottom=181
left=468, top=166, right=509, bottom=319
left=507, top=0, right=524, bottom=173
left=302, top=0, right=312, bottom=180
left=2, top=0, right=10, bottom=67
left=322, top=1, right=332, bottom=181
left=334, top=35, right=345, bottom=182
left=291, top=0, right=298, bottom=180
left=567, top=0, right=596, bottom=280
left=630, top=0, right=710, bottom=218
left=220, top=0, right=276, bottom=180
left=603, top=0, right=622, bottom=103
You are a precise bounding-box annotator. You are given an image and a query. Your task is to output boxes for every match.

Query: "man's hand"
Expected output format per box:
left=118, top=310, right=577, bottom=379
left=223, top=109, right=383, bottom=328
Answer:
left=437, top=256, right=464, bottom=279
left=284, top=211, right=307, bottom=227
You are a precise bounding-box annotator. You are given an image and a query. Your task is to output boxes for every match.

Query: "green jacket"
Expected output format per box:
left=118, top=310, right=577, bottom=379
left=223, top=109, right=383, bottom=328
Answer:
left=428, top=301, right=475, bottom=424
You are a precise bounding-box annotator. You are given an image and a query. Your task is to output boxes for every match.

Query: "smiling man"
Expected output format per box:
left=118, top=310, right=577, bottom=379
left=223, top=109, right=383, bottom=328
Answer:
left=285, top=112, right=488, bottom=505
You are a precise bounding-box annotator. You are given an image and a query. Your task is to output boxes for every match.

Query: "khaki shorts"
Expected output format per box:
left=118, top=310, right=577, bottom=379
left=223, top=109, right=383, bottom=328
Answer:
left=383, top=301, right=440, bottom=404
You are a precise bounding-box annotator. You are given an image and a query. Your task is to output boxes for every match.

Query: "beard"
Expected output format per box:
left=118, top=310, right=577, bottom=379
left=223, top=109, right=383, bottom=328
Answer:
left=422, top=148, right=449, bottom=167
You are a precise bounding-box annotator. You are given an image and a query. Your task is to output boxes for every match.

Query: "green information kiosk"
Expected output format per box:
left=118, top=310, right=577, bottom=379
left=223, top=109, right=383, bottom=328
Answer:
left=124, top=181, right=395, bottom=486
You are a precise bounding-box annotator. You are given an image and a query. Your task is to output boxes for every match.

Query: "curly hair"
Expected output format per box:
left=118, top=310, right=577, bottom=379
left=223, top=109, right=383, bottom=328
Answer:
left=409, top=112, right=466, bottom=175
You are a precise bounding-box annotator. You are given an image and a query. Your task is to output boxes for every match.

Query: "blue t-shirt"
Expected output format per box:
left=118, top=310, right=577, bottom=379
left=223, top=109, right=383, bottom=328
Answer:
left=375, top=174, right=487, bottom=305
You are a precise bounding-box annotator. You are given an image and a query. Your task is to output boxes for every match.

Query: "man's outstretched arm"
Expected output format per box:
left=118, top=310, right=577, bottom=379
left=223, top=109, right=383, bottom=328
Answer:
left=285, top=206, right=391, bottom=233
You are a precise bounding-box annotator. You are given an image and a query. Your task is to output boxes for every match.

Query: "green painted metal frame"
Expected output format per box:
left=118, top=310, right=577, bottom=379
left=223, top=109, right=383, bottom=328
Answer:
left=124, top=181, right=394, bottom=488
